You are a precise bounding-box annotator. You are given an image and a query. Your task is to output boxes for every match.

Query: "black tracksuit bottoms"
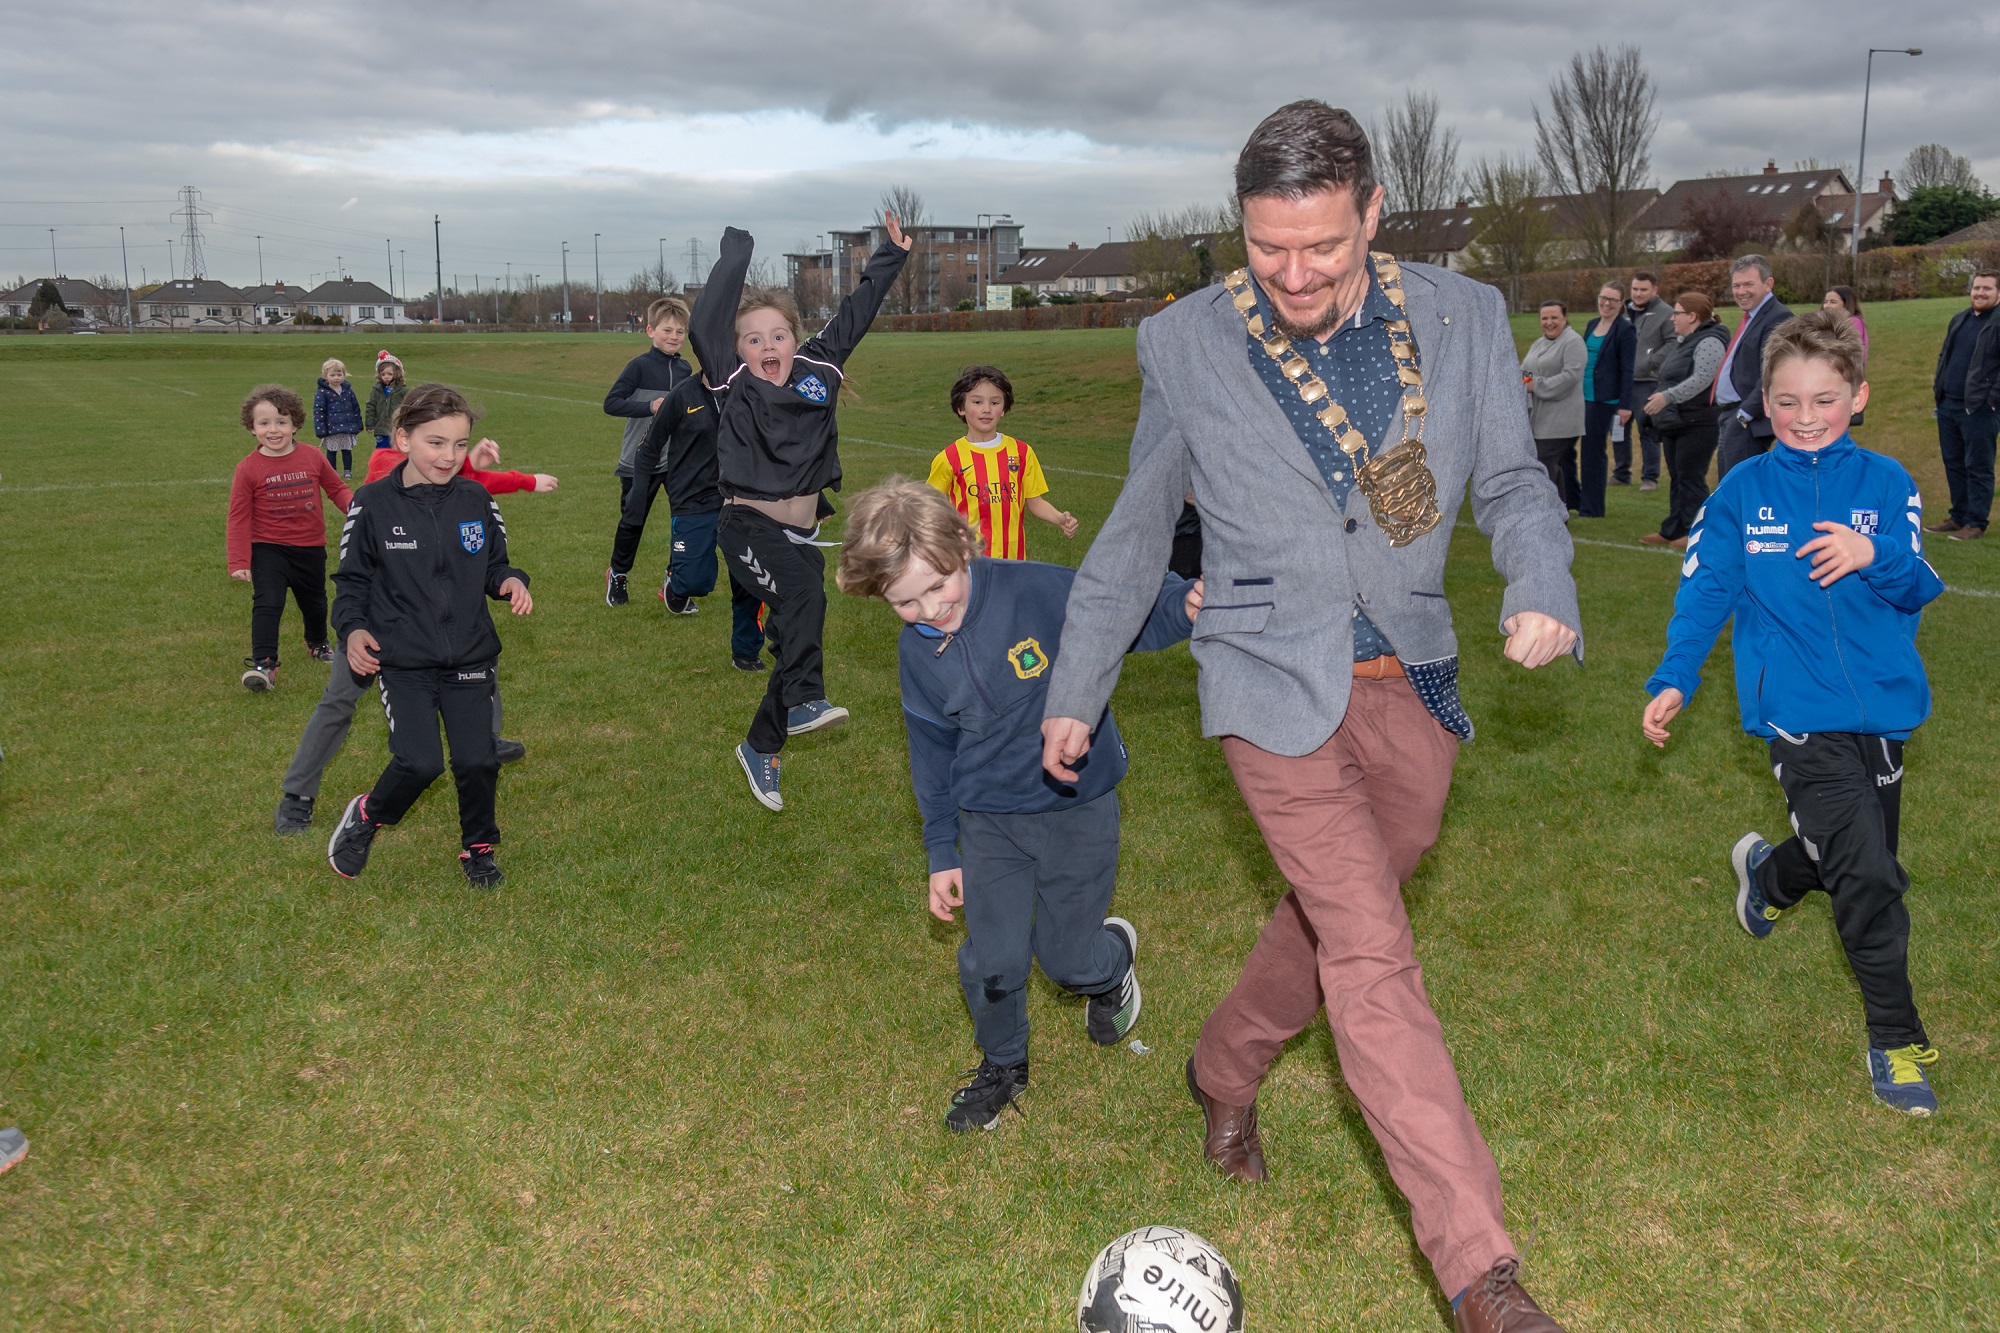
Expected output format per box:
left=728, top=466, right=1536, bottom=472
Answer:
left=369, top=661, right=501, bottom=851
left=720, top=505, right=824, bottom=754
left=250, top=542, right=328, bottom=664
left=1757, top=730, right=1926, bottom=1049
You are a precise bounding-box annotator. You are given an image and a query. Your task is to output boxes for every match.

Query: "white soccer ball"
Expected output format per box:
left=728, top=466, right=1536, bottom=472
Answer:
left=1076, top=1224, right=1243, bottom=1333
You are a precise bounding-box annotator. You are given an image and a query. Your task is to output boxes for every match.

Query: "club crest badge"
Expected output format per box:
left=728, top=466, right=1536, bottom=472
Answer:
left=795, top=373, right=829, bottom=403
left=1849, top=508, right=1880, bottom=534
left=1007, top=637, right=1048, bottom=679
left=459, top=520, right=485, bottom=553
left=1007, top=456, right=1021, bottom=472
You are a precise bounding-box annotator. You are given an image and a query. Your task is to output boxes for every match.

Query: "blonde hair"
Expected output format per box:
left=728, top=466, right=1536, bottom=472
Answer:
left=1762, top=308, right=1866, bottom=392
left=646, top=296, right=690, bottom=329
left=321, top=357, right=347, bottom=377
left=835, top=478, right=980, bottom=600
left=737, top=287, right=804, bottom=344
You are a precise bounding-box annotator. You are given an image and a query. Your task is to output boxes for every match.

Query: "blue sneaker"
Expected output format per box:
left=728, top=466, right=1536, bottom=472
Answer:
left=1731, top=832, right=1780, bottom=938
left=735, top=742, right=783, bottom=812
left=1867, top=1044, right=1940, bottom=1116
left=785, top=699, right=849, bottom=735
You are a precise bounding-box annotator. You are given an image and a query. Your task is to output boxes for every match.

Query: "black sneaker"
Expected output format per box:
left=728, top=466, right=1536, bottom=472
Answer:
left=241, top=657, right=277, bottom=692
left=326, top=794, right=381, bottom=879
left=307, top=642, right=335, bottom=663
left=1086, top=917, right=1143, bottom=1045
left=494, top=738, right=527, bottom=764
left=944, top=1058, right=1029, bottom=1133
left=275, top=793, right=314, bottom=835
left=732, top=654, right=769, bottom=673
left=664, top=591, right=699, bottom=615
left=605, top=568, right=629, bottom=607
left=460, top=843, right=504, bottom=890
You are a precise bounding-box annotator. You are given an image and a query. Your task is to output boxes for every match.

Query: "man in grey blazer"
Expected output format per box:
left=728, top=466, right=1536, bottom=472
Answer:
left=1042, top=102, right=1578, bottom=1333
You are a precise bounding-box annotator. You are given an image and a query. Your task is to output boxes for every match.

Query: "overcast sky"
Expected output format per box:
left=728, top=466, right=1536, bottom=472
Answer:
left=4, top=1, right=1993, bottom=294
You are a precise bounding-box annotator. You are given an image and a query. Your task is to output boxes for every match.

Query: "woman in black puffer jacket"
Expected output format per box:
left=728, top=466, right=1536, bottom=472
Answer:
left=1640, top=291, right=1731, bottom=546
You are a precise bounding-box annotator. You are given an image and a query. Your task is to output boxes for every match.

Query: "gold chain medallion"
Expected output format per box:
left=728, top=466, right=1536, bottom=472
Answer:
left=1223, top=256, right=1441, bottom=546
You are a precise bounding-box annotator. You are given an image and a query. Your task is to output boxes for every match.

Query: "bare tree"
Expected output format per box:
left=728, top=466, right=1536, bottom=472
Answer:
left=1533, top=44, right=1659, bottom=267
left=1125, top=201, right=1245, bottom=295
left=1377, top=90, right=1461, bottom=263
left=877, top=186, right=928, bottom=313
left=1899, top=144, right=1982, bottom=194
left=1462, top=156, right=1555, bottom=309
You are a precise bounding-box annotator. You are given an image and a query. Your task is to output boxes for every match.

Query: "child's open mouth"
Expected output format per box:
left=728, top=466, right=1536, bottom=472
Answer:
left=760, top=355, right=782, bottom=378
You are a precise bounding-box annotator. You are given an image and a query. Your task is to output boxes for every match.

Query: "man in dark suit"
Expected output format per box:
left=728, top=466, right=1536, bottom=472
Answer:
left=1927, top=268, right=2000, bottom=541
left=1713, top=254, right=1794, bottom=478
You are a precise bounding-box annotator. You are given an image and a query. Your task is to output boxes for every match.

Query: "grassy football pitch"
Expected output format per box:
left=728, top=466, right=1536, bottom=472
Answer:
left=1, top=299, right=1996, bottom=1329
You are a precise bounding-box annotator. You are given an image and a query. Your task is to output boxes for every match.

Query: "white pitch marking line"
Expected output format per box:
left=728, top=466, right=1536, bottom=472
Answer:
left=126, top=376, right=200, bottom=397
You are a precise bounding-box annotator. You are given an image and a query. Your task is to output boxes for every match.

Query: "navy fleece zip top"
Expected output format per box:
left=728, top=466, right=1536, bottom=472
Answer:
left=900, top=559, right=1194, bottom=872
left=1646, top=434, right=1942, bottom=739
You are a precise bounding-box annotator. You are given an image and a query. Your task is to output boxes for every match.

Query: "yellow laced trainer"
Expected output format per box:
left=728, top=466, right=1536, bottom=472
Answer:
left=1868, top=1043, right=1940, bottom=1116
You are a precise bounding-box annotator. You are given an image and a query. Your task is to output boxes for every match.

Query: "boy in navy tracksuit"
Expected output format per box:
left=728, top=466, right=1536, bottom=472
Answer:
left=836, top=480, right=1203, bottom=1131
left=603, top=296, right=695, bottom=606
left=623, top=375, right=767, bottom=668
left=1643, top=309, right=1945, bottom=1115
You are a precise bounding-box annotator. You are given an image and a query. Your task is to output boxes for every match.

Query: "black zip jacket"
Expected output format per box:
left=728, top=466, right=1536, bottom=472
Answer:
left=900, top=560, right=1194, bottom=872
left=625, top=375, right=720, bottom=519
left=1933, top=305, right=2000, bottom=410
left=689, top=225, right=908, bottom=501
left=332, top=468, right=529, bottom=670
left=604, top=347, right=694, bottom=475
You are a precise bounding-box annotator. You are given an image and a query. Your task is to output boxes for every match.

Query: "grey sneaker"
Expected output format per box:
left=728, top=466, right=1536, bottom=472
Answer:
left=0, top=1127, right=27, bottom=1174
left=1086, top=917, right=1143, bottom=1045
left=241, top=658, right=276, bottom=692
left=735, top=742, right=783, bottom=811
left=786, top=700, right=849, bottom=735
left=275, top=793, right=314, bottom=835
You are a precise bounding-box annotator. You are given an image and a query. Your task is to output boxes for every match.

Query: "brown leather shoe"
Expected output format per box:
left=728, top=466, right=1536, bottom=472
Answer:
left=1668, top=536, right=1687, bottom=550
left=1454, top=1259, right=1565, bottom=1332
left=1638, top=532, right=1670, bottom=546
left=1950, top=525, right=1985, bottom=541
left=1924, top=518, right=1962, bottom=534
left=1185, top=1057, right=1266, bottom=1182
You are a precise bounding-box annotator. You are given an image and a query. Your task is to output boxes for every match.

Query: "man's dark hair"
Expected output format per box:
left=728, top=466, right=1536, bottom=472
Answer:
left=1539, top=299, right=1568, bottom=316
left=1235, top=100, right=1378, bottom=205
left=1975, top=268, right=2000, bottom=285
left=393, top=381, right=481, bottom=436
left=1630, top=269, right=1658, bottom=286
left=950, top=364, right=1014, bottom=418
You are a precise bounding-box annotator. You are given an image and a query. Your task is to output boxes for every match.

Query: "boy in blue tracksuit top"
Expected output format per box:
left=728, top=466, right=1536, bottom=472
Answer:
left=836, top=480, right=1202, bottom=1132
left=1642, top=309, right=1945, bottom=1115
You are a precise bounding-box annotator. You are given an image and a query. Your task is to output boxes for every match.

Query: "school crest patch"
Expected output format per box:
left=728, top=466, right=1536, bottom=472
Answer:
left=1007, top=637, right=1048, bottom=679
left=459, top=520, right=485, bottom=553
left=1849, top=508, right=1880, bottom=535
left=795, top=373, right=829, bottom=403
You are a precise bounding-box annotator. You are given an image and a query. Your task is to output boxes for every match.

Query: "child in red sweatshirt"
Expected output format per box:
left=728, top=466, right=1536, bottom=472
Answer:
left=227, top=384, right=352, bottom=692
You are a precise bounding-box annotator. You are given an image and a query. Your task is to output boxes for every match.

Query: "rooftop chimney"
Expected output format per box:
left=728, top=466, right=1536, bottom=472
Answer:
left=1879, top=172, right=1895, bottom=196
left=1763, top=160, right=1778, bottom=175
left=1456, top=196, right=1473, bottom=209
left=1069, top=241, right=1079, bottom=250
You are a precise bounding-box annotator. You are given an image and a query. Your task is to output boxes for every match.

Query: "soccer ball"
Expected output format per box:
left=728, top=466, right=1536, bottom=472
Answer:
left=1076, top=1225, right=1243, bottom=1333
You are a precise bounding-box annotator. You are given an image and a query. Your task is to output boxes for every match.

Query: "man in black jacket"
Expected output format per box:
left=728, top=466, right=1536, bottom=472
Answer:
left=326, top=385, right=533, bottom=889
left=1624, top=271, right=1673, bottom=489
left=1927, top=269, right=2000, bottom=541
left=1713, top=255, right=1795, bottom=478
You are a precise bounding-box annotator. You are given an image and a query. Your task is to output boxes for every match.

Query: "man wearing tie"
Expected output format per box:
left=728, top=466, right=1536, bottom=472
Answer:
left=1712, top=254, right=1794, bottom=478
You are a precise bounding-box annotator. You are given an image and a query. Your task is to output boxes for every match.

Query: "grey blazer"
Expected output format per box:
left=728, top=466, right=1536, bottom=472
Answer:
left=1522, top=326, right=1586, bottom=439
left=1044, top=263, right=1581, bottom=758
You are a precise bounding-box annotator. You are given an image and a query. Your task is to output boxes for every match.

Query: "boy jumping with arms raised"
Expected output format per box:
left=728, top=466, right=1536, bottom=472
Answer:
left=1643, top=308, right=1946, bottom=1115
left=836, top=479, right=1201, bottom=1130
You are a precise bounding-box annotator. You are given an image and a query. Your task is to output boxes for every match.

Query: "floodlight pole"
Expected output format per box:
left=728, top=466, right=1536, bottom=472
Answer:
left=120, top=226, right=133, bottom=328
left=49, top=227, right=56, bottom=276
left=594, top=232, right=602, bottom=328
left=256, top=235, right=264, bottom=285
left=385, top=238, right=394, bottom=301
left=659, top=237, right=667, bottom=290
left=561, top=241, right=572, bottom=324
left=433, top=215, right=443, bottom=324
left=1854, top=47, right=1922, bottom=262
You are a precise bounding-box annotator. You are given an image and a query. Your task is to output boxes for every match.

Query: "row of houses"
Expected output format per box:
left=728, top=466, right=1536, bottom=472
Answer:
left=1, top=275, right=412, bottom=329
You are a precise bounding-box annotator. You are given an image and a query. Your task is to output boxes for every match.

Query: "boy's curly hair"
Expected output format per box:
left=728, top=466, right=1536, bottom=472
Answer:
left=835, top=478, right=979, bottom=600
left=950, top=364, right=1013, bottom=418
left=241, top=383, right=305, bottom=430
left=1762, top=307, right=1866, bottom=391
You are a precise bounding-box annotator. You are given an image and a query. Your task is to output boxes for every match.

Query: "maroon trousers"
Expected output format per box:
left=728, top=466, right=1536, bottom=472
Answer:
left=1191, top=678, right=1514, bottom=1299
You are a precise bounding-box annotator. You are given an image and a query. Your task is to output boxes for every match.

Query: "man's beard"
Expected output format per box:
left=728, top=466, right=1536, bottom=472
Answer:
left=1270, top=296, right=1343, bottom=343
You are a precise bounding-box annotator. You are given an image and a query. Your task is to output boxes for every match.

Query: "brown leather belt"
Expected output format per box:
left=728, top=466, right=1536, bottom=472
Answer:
left=1353, top=654, right=1405, bottom=680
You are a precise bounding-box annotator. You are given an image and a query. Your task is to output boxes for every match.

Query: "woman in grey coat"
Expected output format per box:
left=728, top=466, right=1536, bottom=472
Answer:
left=1522, top=300, right=1586, bottom=510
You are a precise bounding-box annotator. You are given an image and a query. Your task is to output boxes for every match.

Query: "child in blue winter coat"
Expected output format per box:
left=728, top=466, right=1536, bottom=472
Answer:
left=836, top=479, right=1202, bottom=1132
left=313, top=358, right=364, bottom=477
left=1643, top=308, right=1946, bottom=1116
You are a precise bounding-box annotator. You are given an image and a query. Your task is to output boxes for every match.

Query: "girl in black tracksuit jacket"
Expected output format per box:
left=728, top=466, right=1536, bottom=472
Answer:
left=690, top=222, right=909, bottom=804
left=329, top=437, right=531, bottom=878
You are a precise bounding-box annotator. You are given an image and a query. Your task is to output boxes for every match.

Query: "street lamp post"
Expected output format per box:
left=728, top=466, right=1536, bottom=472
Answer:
left=561, top=241, right=571, bottom=325
left=977, top=212, right=993, bottom=309
left=659, top=237, right=668, bottom=290
left=49, top=227, right=56, bottom=276
left=120, top=226, right=133, bottom=328
left=593, top=232, right=602, bottom=329
left=1854, top=46, right=1922, bottom=264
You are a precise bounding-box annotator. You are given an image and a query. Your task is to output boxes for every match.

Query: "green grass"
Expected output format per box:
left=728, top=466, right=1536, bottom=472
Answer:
left=2, top=304, right=1997, bottom=1330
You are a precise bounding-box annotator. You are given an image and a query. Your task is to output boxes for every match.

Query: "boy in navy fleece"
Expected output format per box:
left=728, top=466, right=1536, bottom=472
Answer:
left=603, top=296, right=695, bottom=606
left=836, top=479, right=1202, bottom=1132
left=1643, top=309, right=1945, bottom=1116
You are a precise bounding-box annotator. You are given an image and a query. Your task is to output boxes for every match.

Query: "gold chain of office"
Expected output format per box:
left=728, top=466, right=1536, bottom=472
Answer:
left=1222, top=253, right=1442, bottom=546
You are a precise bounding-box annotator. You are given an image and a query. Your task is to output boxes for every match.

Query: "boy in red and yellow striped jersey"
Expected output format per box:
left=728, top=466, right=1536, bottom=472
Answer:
left=928, top=365, right=1078, bottom=560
